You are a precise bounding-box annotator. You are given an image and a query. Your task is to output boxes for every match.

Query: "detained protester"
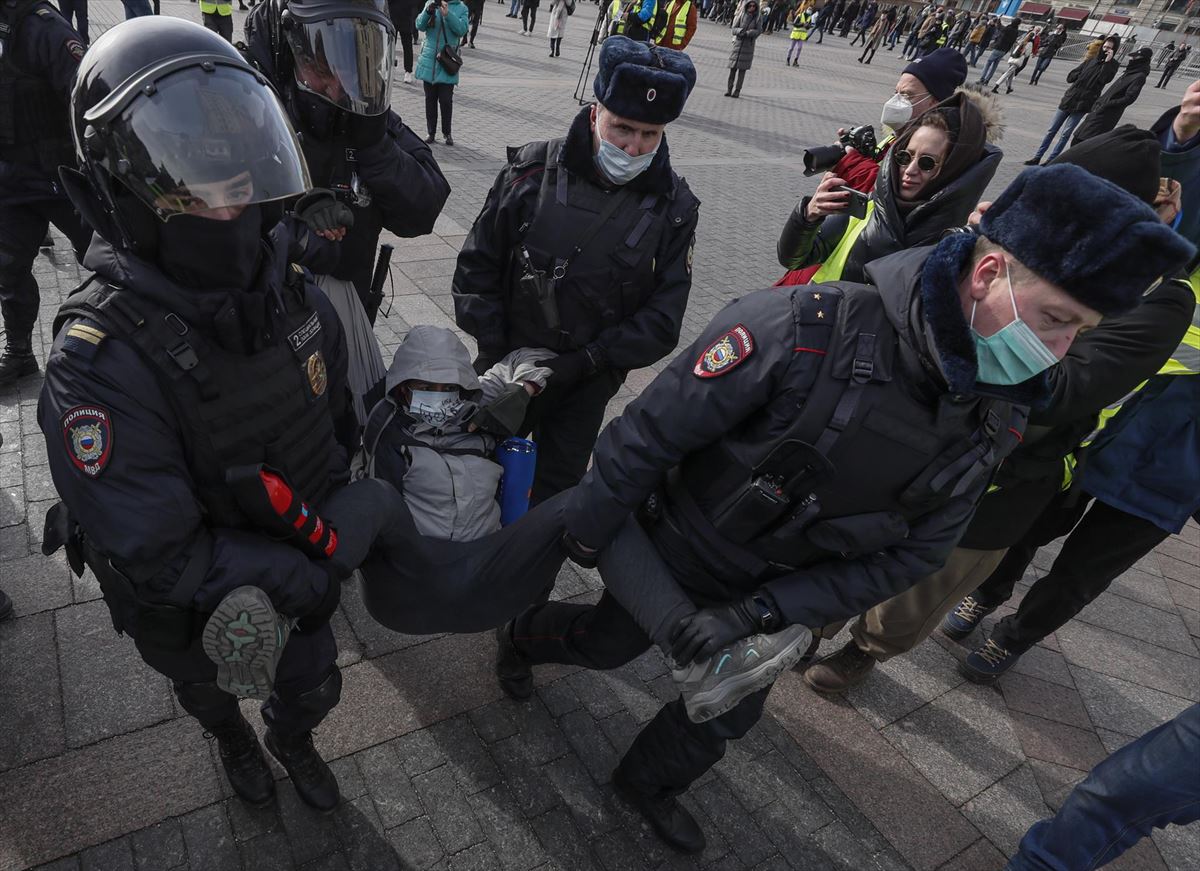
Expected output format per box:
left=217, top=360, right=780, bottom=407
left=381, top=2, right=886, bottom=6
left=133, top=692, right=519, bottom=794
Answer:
left=453, top=37, right=700, bottom=505
left=1025, top=34, right=1120, bottom=165
left=1070, top=47, right=1152, bottom=145
left=803, top=127, right=1200, bottom=693
left=490, top=163, right=1192, bottom=853
left=244, top=0, right=451, bottom=420
left=39, top=18, right=369, bottom=812
left=778, top=88, right=1002, bottom=285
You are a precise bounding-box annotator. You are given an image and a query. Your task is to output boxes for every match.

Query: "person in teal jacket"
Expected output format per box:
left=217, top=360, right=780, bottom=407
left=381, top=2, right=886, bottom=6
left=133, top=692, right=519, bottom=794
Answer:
left=415, top=0, right=469, bottom=145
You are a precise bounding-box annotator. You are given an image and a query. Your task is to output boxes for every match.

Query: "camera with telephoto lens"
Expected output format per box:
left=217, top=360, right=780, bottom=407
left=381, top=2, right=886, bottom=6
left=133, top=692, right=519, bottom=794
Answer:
left=802, top=124, right=881, bottom=176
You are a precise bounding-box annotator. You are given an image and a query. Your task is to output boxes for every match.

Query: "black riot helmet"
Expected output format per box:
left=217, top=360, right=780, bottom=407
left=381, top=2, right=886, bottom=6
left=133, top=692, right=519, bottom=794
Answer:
left=271, top=0, right=396, bottom=116
left=65, top=16, right=310, bottom=251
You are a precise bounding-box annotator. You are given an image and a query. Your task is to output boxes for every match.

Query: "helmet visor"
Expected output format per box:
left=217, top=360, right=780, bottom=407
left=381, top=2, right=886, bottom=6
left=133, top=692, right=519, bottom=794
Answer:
left=286, top=17, right=394, bottom=115
left=97, top=64, right=311, bottom=219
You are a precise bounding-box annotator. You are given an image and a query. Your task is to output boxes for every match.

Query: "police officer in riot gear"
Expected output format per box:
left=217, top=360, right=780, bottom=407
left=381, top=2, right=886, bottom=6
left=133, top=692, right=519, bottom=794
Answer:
left=495, top=165, right=1193, bottom=852
left=453, top=37, right=700, bottom=504
left=41, top=17, right=358, bottom=811
left=0, top=0, right=91, bottom=385
left=244, top=0, right=451, bottom=325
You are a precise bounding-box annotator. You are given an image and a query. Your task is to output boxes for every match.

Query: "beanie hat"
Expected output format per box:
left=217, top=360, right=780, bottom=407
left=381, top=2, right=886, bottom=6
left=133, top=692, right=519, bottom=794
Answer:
left=1048, top=125, right=1161, bottom=206
left=904, top=48, right=968, bottom=101
left=979, top=164, right=1195, bottom=316
left=593, top=37, right=697, bottom=126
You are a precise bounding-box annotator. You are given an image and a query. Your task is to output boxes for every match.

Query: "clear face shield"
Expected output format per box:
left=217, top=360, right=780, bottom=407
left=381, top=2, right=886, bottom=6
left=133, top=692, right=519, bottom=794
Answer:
left=83, top=58, right=312, bottom=219
left=284, top=8, right=395, bottom=115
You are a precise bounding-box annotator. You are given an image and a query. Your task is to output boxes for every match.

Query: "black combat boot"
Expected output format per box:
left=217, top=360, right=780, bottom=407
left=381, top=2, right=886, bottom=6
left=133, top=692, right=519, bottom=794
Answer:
left=207, top=714, right=276, bottom=807
left=0, top=329, right=36, bottom=385
left=495, top=620, right=533, bottom=700
left=264, top=729, right=340, bottom=811
left=612, top=766, right=706, bottom=854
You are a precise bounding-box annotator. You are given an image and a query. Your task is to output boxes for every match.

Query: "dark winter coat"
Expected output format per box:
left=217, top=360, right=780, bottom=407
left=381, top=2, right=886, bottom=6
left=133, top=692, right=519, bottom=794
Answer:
left=1072, top=53, right=1151, bottom=144
left=1039, top=29, right=1067, bottom=59
left=993, top=20, right=1019, bottom=53
left=1059, top=53, right=1120, bottom=115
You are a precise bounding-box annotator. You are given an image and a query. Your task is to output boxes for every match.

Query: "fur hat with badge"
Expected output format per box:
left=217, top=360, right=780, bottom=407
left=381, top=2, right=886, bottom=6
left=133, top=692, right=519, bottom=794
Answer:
left=593, top=36, right=697, bottom=126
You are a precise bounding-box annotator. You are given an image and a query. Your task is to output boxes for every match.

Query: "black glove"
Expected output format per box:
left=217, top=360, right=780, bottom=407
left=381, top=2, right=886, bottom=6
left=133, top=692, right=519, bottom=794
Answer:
left=293, top=188, right=355, bottom=235
left=295, top=566, right=342, bottom=633
left=669, top=594, right=778, bottom=666
left=346, top=110, right=389, bottom=149
left=560, top=531, right=599, bottom=569
left=541, top=350, right=593, bottom=389
left=472, top=351, right=501, bottom=375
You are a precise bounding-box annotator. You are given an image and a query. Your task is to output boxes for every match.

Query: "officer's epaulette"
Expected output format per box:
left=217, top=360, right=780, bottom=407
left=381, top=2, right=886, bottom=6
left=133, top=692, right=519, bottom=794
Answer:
left=34, top=8, right=54, bottom=17
left=61, top=318, right=107, bottom=361
left=794, top=287, right=841, bottom=327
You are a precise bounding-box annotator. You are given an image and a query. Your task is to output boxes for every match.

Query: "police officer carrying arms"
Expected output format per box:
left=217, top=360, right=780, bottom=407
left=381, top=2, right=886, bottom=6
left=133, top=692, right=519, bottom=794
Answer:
left=495, top=164, right=1193, bottom=852
left=40, top=17, right=361, bottom=811
left=453, top=37, right=700, bottom=504
left=0, top=0, right=91, bottom=385
left=244, top=0, right=451, bottom=326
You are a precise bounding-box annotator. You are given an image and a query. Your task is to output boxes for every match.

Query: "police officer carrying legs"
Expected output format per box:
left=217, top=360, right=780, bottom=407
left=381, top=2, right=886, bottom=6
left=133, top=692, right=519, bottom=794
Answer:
left=244, top=0, right=451, bottom=327
left=453, top=37, right=700, bottom=504
left=40, top=17, right=359, bottom=811
left=494, top=165, right=1192, bottom=852
left=0, top=0, right=91, bottom=385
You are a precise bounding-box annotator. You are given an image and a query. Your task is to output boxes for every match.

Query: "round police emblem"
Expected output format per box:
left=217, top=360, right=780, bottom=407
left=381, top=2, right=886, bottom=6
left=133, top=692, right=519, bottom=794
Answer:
left=61, top=405, right=114, bottom=477
left=306, top=350, right=328, bottom=396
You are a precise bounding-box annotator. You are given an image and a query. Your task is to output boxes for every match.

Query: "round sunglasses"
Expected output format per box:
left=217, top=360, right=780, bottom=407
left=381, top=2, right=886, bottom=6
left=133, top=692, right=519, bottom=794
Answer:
left=895, top=150, right=940, bottom=173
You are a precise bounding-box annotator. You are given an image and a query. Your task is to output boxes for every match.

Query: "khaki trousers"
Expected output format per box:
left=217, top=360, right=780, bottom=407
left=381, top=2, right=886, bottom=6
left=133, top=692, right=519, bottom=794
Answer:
left=819, top=547, right=1007, bottom=661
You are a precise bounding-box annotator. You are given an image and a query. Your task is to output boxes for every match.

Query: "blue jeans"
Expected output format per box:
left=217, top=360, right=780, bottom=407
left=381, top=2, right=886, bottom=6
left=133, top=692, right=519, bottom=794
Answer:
left=887, top=27, right=900, bottom=48
left=121, top=0, right=152, bottom=16
left=966, top=42, right=982, bottom=65
left=1007, top=705, right=1200, bottom=871
left=980, top=48, right=1004, bottom=83
left=508, top=0, right=519, bottom=14
left=1030, top=53, right=1053, bottom=84
left=1034, top=109, right=1084, bottom=161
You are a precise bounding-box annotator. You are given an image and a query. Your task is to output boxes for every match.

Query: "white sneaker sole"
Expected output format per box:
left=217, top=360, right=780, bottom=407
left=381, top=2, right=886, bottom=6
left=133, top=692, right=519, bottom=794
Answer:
left=202, top=586, right=288, bottom=701
left=682, top=627, right=814, bottom=724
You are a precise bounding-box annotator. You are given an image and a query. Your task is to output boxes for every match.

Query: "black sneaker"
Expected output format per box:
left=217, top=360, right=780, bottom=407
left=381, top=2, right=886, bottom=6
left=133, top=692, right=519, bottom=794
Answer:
left=1023, top=157, right=1041, bottom=166
left=941, top=594, right=998, bottom=641
left=206, top=715, right=276, bottom=807
left=264, top=730, right=340, bottom=812
left=802, top=640, right=877, bottom=694
left=612, top=767, right=706, bottom=854
left=495, top=620, right=533, bottom=700
left=673, top=625, right=813, bottom=723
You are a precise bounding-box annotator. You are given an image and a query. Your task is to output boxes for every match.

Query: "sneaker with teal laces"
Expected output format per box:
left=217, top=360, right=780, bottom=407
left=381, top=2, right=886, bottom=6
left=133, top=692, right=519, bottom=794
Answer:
left=674, top=624, right=813, bottom=723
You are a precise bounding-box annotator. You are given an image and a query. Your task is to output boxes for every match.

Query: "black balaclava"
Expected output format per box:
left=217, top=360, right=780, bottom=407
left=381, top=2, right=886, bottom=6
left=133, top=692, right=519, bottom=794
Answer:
left=156, top=205, right=265, bottom=295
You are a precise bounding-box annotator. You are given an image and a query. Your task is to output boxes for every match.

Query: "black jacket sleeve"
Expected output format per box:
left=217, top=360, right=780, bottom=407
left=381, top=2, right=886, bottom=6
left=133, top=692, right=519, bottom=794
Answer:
left=1032, top=278, right=1194, bottom=427
left=776, top=201, right=848, bottom=271
left=38, top=329, right=338, bottom=618
left=355, top=112, right=451, bottom=239
left=25, top=6, right=83, bottom=101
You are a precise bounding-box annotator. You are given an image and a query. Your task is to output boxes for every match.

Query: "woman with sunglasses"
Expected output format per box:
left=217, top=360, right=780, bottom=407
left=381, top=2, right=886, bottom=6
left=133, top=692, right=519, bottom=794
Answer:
left=776, top=88, right=1003, bottom=285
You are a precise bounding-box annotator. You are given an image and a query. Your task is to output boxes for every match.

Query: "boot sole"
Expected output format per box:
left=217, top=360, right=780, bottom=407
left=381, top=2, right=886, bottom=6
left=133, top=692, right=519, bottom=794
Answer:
left=959, top=661, right=1005, bottom=685
left=683, top=628, right=813, bottom=724
left=202, top=586, right=286, bottom=701
left=939, top=622, right=978, bottom=641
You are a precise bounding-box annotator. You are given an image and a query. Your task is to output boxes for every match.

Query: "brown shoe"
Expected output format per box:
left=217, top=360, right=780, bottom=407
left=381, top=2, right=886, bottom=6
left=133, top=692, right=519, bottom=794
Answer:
left=802, top=640, right=877, bottom=694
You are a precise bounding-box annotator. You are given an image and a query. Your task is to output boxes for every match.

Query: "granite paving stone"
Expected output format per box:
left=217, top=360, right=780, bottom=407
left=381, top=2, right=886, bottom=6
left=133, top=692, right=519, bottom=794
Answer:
left=691, top=777, right=776, bottom=868
left=386, top=816, right=444, bottom=870
left=277, top=784, right=342, bottom=865
left=357, top=742, right=425, bottom=829
left=448, top=842, right=501, bottom=871
left=845, top=638, right=965, bottom=730
left=936, top=838, right=1009, bottom=871
left=1107, top=567, right=1180, bottom=612
left=528, top=809, right=599, bottom=871
left=464, top=784, right=548, bottom=870
left=412, top=764, right=486, bottom=854
left=129, top=821, right=186, bottom=871
left=1071, top=667, right=1194, bottom=738
left=429, top=717, right=504, bottom=795
left=0, top=555, right=71, bottom=618
left=998, top=672, right=1093, bottom=730
left=178, top=805, right=241, bottom=871
left=1027, top=759, right=1089, bottom=812
left=960, top=764, right=1048, bottom=857
left=0, top=612, right=65, bottom=772
left=540, top=754, right=618, bottom=840
left=239, top=830, right=298, bottom=871
left=1071, top=592, right=1198, bottom=658
left=78, top=838, right=134, bottom=871
left=1056, top=621, right=1200, bottom=702
left=488, top=735, right=561, bottom=820
left=1009, top=711, right=1110, bottom=772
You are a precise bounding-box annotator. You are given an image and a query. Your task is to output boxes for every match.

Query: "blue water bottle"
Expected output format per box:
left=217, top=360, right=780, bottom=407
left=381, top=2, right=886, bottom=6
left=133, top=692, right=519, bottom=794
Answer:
left=496, top=438, right=537, bottom=526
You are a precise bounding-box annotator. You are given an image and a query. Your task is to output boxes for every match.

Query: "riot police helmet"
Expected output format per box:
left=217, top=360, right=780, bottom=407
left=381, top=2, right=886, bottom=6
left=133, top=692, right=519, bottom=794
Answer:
left=270, top=0, right=395, bottom=115
left=69, top=16, right=310, bottom=240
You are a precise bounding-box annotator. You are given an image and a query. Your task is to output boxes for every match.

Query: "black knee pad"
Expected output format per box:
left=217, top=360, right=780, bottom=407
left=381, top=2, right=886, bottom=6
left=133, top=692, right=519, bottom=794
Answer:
left=175, top=680, right=239, bottom=725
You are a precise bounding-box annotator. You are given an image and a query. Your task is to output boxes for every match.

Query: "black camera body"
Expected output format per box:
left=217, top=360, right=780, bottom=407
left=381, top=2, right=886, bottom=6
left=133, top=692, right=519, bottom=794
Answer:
left=802, top=124, right=881, bottom=176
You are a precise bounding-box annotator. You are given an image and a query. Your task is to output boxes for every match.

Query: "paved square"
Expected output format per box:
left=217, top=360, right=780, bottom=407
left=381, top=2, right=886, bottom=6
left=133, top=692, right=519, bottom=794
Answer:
left=1, top=8, right=1197, bottom=869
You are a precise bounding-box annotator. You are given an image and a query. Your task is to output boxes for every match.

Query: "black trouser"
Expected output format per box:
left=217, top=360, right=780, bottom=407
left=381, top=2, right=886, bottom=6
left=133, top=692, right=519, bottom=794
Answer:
left=423, top=82, right=454, bottom=137
left=850, top=25, right=868, bottom=45
left=137, top=622, right=341, bottom=737
left=399, top=30, right=415, bottom=71
left=726, top=67, right=747, bottom=94
left=1158, top=65, right=1181, bottom=88
left=59, top=0, right=89, bottom=44
left=202, top=11, right=233, bottom=41
left=0, top=196, right=90, bottom=336
left=512, top=590, right=771, bottom=796
left=519, top=367, right=624, bottom=505
left=521, top=0, right=537, bottom=30
left=465, top=6, right=482, bottom=43
left=977, top=497, right=1169, bottom=653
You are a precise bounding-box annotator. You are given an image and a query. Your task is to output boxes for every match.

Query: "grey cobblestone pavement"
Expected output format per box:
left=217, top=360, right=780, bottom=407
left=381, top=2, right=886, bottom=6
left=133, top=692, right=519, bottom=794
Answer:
left=2, top=7, right=1199, bottom=870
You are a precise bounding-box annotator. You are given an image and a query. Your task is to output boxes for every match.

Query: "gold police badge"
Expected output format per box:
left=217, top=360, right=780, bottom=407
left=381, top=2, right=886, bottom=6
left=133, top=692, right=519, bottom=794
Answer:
left=306, top=350, right=328, bottom=396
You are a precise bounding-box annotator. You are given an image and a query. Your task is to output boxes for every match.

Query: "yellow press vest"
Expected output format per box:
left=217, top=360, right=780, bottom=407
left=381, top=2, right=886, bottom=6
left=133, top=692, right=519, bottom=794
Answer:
left=199, top=0, right=232, bottom=14
left=809, top=199, right=875, bottom=285
left=790, top=11, right=811, bottom=39
left=656, top=0, right=692, bottom=45
left=614, top=0, right=643, bottom=33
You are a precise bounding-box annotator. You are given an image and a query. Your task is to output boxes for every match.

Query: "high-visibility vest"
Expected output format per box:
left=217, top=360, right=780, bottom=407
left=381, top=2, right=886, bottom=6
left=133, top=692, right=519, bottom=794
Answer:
left=810, top=199, right=875, bottom=285
left=199, top=0, right=232, bottom=13
left=614, top=0, right=642, bottom=33
left=656, top=0, right=692, bottom=46
left=790, top=10, right=812, bottom=39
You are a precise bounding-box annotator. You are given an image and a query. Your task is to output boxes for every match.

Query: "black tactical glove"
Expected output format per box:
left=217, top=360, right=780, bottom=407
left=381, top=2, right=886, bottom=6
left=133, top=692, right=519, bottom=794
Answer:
left=669, top=593, right=781, bottom=666
left=469, top=384, right=532, bottom=437
left=541, top=350, right=593, bottom=389
left=294, top=188, right=355, bottom=235
left=346, top=110, right=389, bottom=148
left=561, top=531, right=599, bottom=569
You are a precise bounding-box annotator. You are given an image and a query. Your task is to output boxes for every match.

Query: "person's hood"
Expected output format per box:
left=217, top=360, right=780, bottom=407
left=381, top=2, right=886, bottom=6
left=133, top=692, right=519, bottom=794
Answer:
left=385, top=325, right=482, bottom=395
left=1124, top=50, right=1152, bottom=75
left=560, top=105, right=677, bottom=195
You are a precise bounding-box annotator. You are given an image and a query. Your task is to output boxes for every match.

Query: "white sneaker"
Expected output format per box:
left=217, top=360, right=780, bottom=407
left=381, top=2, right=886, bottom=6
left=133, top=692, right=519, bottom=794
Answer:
left=403, top=71, right=413, bottom=83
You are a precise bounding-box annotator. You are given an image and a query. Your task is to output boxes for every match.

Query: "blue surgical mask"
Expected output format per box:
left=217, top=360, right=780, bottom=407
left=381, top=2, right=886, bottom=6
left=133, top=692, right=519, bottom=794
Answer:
left=594, top=134, right=659, bottom=185
left=408, top=388, right=462, bottom=426
left=971, top=264, right=1060, bottom=386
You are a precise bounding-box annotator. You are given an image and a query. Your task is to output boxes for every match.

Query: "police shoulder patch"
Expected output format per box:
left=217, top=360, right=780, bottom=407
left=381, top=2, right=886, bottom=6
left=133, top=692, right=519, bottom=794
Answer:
left=64, top=37, right=85, bottom=60
left=61, top=404, right=114, bottom=478
left=693, top=324, right=754, bottom=379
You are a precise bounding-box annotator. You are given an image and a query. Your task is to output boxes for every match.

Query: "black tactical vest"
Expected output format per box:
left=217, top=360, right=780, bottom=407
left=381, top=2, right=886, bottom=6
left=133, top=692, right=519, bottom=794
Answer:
left=506, top=138, right=669, bottom=353
left=0, top=0, right=73, bottom=169
left=671, top=282, right=1026, bottom=584
left=54, top=271, right=341, bottom=528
